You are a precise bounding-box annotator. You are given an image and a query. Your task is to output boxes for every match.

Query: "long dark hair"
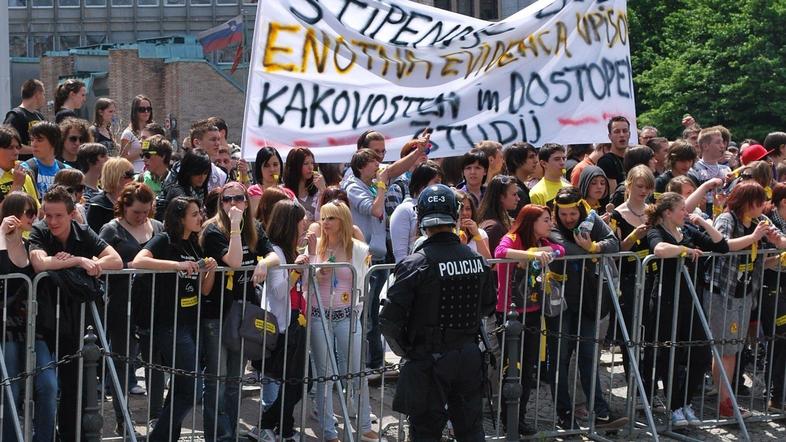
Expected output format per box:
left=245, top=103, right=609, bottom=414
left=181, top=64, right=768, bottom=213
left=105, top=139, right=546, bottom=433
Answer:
left=266, top=200, right=306, bottom=264
left=477, top=175, right=515, bottom=229
left=129, top=95, right=153, bottom=133
left=93, top=97, right=115, bottom=129
left=0, top=191, right=37, bottom=219
left=177, top=152, right=212, bottom=188
left=164, top=197, right=199, bottom=242
left=283, top=147, right=317, bottom=196
left=253, top=146, right=284, bottom=185
left=54, top=79, right=84, bottom=113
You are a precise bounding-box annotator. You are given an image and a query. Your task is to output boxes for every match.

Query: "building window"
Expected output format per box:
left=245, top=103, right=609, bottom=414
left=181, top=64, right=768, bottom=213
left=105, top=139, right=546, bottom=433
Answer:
left=242, top=0, right=256, bottom=4
left=478, top=0, right=498, bottom=19
left=138, top=0, right=158, bottom=6
left=216, top=0, right=236, bottom=4
left=85, top=0, right=106, bottom=6
left=85, top=34, right=107, bottom=46
left=455, top=0, right=472, bottom=16
left=32, top=0, right=53, bottom=7
left=190, top=0, right=210, bottom=5
left=10, top=36, right=28, bottom=57
left=111, top=0, right=131, bottom=7
left=58, top=0, right=79, bottom=7
left=165, top=0, right=185, bottom=6
left=32, top=35, right=54, bottom=56
left=9, top=0, right=27, bottom=7
left=59, top=35, right=81, bottom=50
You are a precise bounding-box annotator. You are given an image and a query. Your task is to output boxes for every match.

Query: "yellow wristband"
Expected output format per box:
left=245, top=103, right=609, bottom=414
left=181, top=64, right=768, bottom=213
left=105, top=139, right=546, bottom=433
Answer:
left=680, top=246, right=688, bottom=258
left=376, top=181, right=387, bottom=191
left=230, top=230, right=241, bottom=236
left=473, top=234, right=482, bottom=241
left=590, top=242, right=599, bottom=253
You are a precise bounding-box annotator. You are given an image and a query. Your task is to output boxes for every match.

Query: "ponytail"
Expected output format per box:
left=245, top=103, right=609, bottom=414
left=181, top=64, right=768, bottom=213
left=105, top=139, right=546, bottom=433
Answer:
left=54, top=79, right=85, bottom=113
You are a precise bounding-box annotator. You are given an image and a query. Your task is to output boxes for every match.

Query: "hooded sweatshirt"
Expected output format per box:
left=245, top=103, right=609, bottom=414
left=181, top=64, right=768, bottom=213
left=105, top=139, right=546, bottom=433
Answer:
left=578, top=165, right=609, bottom=211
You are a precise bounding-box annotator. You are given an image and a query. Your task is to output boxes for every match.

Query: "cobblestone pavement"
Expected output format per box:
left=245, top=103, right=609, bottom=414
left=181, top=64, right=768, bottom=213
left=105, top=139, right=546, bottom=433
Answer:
left=95, top=349, right=786, bottom=441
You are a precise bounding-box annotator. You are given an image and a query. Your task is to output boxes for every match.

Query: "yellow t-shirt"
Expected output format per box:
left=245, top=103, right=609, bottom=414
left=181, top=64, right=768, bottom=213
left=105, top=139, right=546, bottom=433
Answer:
left=0, top=169, right=40, bottom=206
left=529, top=177, right=570, bottom=206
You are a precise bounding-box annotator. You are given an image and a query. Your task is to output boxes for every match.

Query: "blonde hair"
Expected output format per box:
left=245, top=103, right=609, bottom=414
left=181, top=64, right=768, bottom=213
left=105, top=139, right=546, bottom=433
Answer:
left=101, top=157, right=134, bottom=195
left=317, top=201, right=354, bottom=259
left=625, top=164, right=655, bottom=200
left=201, top=181, right=258, bottom=251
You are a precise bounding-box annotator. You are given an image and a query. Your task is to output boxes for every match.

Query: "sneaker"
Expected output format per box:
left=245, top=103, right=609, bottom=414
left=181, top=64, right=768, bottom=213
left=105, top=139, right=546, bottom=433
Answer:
left=719, top=399, right=752, bottom=419
left=670, top=408, right=688, bottom=428
left=595, top=412, right=628, bottom=430
left=114, top=422, right=145, bottom=440
left=129, top=385, right=146, bottom=395
left=246, top=426, right=276, bottom=442
left=360, top=430, right=387, bottom=442
left=557, top=410, right=577, bottom=430
left=370, top=412, right=379, bottom=424
left=279, top=429, right=301, bottom=441
left=682, top=405, right=701, bottom=426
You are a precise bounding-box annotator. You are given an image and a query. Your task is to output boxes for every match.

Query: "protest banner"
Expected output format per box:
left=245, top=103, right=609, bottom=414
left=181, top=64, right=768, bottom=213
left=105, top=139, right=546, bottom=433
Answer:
left=241, top=0, right=636, bottom=162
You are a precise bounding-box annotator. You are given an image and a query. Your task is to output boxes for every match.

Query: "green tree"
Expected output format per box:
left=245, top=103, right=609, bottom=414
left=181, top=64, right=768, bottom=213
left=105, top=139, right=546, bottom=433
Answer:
left=628, top=0, right=786, bottom=140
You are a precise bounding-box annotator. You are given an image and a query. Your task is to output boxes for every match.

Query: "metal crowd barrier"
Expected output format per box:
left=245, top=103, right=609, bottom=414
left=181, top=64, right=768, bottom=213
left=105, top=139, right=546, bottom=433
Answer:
left=4, top=252, right=786, bottom=441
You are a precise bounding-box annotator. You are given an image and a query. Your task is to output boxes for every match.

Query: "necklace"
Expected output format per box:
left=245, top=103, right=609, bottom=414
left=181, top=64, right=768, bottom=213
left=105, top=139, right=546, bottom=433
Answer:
left=627, top=205, right=646, bottom=218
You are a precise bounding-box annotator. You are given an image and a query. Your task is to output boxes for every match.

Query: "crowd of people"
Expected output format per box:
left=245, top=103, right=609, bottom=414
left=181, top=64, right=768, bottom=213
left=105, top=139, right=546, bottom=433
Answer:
left=3, top=76, right=786, bottom=440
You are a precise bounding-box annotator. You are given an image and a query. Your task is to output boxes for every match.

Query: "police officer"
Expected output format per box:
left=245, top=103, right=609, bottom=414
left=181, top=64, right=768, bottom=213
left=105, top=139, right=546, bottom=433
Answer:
left=380, top=184, right=496, bottom=442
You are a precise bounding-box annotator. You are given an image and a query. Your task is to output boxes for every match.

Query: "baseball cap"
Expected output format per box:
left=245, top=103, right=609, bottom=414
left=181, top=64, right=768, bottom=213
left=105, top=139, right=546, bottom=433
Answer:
left=740, top=144, right=772, bottom=166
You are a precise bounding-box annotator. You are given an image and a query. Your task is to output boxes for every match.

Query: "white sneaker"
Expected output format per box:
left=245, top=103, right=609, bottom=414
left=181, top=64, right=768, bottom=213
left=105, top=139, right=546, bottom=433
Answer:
left=683, top=404, right=701, bottom=426
left=247, top=426, right=276, bottom=442
left=671, top=408, right=688, bottom=427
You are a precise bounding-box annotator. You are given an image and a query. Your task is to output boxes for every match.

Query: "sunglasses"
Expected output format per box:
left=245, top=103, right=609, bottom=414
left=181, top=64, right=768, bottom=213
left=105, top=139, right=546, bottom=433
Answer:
left=137, top=107, right=152, bottom=113
left=67, top=135, right=83, bottom=143
left=23, top=208, right=36, bottom=218
left=221, top=194, right=246, bottom=203
left=142, top=151, right=158, bottom=159
left=123, top=170, right=136, bottom=179
left=66, top=185, right=85, bottom=194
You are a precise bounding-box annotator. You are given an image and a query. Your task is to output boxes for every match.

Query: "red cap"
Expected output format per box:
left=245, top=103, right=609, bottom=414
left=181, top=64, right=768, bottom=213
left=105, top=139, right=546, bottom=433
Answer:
left=740, top=144, right=772, bottom=166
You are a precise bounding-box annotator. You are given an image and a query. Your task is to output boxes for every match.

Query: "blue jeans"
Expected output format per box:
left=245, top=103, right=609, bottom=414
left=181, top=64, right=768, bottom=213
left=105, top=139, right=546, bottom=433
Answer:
left=2, top=340, right=57, bottom=442
left=201, top=319, right=243, bottom=442
left=366, top=263, right=387, bottom=369
left=546, top=309, right=610, bottom=416
left=149, top=324, right=198, bottom=442
left=310, top=314, right=371, bottom=439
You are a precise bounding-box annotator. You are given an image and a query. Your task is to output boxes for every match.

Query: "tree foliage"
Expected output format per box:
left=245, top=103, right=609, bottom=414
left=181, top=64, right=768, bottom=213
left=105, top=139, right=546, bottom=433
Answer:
left=628, top=0, right=786, bottom=140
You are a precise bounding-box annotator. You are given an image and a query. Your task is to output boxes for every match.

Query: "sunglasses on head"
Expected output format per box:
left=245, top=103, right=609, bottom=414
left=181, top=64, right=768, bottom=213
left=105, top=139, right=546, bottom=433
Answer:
left=23, top=207, right=36, bottom=218
left=123, top=170, right=136, bottom=179
left=67, top=135, right=83, bottom=143
left=137, top=107, right=152, bottom=113
left=221, top=194, right=246, bottom=203
left=142, top=151, right=158, bottom=159
left=66, top=185, right=85, bottom=194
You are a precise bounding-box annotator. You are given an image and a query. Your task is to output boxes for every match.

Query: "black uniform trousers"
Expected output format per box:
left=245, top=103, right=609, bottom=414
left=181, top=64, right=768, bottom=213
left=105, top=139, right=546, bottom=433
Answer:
left=404, top=343, right=485, bottom=442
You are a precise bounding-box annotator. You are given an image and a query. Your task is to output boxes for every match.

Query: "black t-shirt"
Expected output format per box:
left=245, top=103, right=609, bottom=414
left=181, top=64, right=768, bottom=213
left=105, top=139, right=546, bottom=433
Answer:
left=509, top=178, right=531, bottom=218
left=55, top=108, right=78, bottom=124
left=597, top=152, right=625, bottom=185
left=654, top=170, right=674, bottom=195
left=29, top=219, right=109, bottom=259
left=646, top=223, right=729, bottom=302
left=99, top=218, right=165, bottom=314
left=0, top=244, right=34, bottom=342
left=86, top=192, right=115, bottom=235
left=143, top=232, right=202, bottom=327
left=734, top=224, right=756, bottom=298
left=611, top=210, right=650, bottom=274
left=89, top=126, right=117, bottom=155
left=4, top=107, right=45, bottom=146
left=202, top=221, right=275, bottom=319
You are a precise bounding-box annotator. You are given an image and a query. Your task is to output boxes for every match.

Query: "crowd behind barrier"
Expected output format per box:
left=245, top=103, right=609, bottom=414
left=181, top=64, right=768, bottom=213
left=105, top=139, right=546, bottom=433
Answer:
left=2, top=251, right=786, bottom=441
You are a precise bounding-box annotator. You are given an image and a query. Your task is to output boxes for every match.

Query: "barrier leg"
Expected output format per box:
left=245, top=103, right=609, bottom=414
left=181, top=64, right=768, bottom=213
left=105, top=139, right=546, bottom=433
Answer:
left=502, top=310, right=522, bottom=441
left=88, top=301, right=138, bottom=442
left=82, top=326, right=103, bottom=442
left=0, top=340, right=24, bottom=442
left=680, top=266, right=750, bottom=442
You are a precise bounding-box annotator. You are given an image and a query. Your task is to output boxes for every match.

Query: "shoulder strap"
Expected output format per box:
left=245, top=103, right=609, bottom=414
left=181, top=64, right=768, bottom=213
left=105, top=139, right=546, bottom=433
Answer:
left=24, top=158, right=39, bottom=182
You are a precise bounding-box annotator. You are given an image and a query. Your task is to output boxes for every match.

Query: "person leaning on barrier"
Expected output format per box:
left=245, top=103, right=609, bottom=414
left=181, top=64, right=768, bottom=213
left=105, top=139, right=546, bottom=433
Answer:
left=494, top=204, right=565, bottom=436
left=763, top=183, right=786, bottom=411
left=28, top=185, right=123, bottom=442
left=85, top=157, right=136, bottom=234
left=380, top=184, right=496, bottom=442
left=645, top=192, right=728, bottom=426
left=130, top=196, right=218, bottom=442
left=0, top=125, right=39, bottom=205
left=98, top=182, right=164, bottom=437
left=707, top=181, right=786, bottom=419
left=0, top=191, right=56, bottom=442
left=199, top=181, right=279, bottom=442
left=546, top=186, right=627, bottom=430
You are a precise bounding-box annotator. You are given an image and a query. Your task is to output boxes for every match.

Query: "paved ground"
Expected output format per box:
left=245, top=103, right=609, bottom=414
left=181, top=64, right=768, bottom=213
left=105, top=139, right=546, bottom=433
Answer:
left=93, top=347, right=786, bottom=441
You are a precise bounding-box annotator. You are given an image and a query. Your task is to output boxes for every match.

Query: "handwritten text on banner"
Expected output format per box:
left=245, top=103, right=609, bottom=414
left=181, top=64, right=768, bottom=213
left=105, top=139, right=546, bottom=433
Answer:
left=241, top=0, right=636, bottom=162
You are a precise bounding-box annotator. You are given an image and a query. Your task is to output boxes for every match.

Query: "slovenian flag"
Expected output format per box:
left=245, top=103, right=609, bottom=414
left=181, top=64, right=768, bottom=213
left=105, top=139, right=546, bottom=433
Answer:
left=197, top=15, right=243, bottom=53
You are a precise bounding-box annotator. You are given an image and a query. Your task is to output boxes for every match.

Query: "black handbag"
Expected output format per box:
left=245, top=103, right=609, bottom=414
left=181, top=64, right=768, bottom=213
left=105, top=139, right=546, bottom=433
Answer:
left=222, top=285, right=279, bottom=360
